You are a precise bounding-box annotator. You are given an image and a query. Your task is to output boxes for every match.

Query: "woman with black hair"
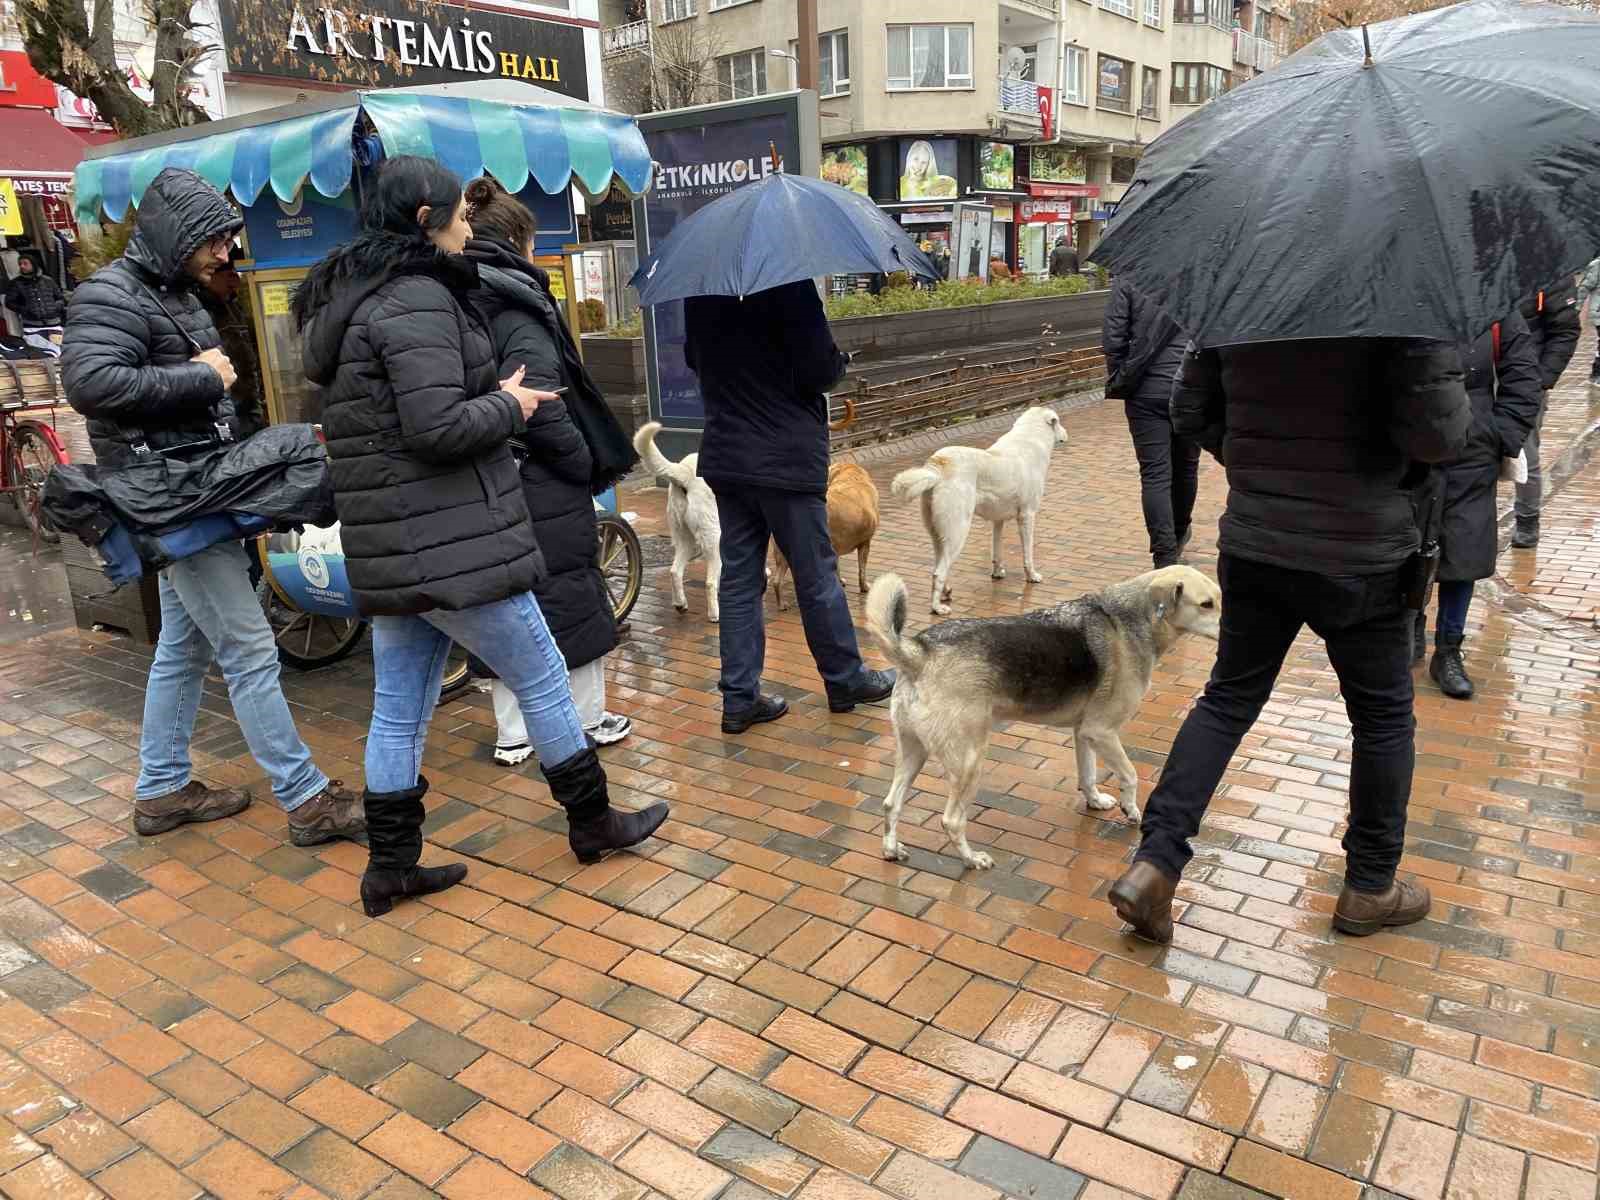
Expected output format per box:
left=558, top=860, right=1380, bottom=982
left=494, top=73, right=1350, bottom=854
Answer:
left=460, top=176, right=638, bottom=763
left=294, top=156, right=668, bottom=916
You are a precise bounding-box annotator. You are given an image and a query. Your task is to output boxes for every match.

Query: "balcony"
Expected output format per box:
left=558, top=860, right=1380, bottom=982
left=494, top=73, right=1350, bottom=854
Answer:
left=1001, top=0, right=1061, bottom=16
left=603, top=19, right=650, bottom=58
left=998, top=76, right=1044, bottom=117
left=1232, top=29, right=1279, bottom=71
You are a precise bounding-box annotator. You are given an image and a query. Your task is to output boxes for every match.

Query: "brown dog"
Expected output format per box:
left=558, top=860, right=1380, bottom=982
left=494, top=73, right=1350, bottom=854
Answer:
left=772, top=461, right=881, bottom=610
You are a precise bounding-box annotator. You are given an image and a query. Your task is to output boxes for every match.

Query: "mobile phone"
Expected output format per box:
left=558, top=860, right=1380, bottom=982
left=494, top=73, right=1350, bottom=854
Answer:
left=549, top=386, right=569, bottom=396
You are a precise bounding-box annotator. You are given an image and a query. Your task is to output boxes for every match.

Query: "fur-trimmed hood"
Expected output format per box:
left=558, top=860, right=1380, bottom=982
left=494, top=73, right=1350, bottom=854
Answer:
left=296, top=230, right=479, bottom=386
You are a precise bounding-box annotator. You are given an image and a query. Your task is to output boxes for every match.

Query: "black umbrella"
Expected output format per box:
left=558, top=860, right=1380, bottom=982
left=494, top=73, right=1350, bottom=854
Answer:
left=1093, top=0, right=1600, bottom=348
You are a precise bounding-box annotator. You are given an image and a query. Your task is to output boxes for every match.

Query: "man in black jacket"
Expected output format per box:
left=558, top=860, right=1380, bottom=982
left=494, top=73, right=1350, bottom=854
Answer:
left=1103, top=275, right=1195, bottom=567
left=684, top=280, right=893, bottom=733
left=4, top=249, right=67, bottom=354
left=1510, top=283, right=1581, bottom=547
left=1109, top=339, right=1472, bottom=943
left=61, top=168, right=363, bottom=847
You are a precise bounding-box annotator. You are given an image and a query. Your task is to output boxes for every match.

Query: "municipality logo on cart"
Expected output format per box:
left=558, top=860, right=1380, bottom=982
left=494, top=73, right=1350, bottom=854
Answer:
left=298, top=545, right=331, bottom=590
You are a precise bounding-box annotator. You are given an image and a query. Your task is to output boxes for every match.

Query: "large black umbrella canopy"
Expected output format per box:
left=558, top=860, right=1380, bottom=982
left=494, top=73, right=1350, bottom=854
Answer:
left=1093, top=0, right=1600, bottom=349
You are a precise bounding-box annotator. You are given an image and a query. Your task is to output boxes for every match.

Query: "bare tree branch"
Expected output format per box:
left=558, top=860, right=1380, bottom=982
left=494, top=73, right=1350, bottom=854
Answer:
left=604, top=18, right=730, bottom=113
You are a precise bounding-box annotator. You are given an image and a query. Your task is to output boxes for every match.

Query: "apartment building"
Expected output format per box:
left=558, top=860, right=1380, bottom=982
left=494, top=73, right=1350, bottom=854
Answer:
left=601, top=0, right=1288, bottom=269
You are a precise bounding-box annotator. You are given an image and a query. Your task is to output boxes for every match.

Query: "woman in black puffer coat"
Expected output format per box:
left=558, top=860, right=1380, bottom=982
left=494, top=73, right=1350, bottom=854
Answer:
left=1421, top=312, right=1542, bottom=699
left=459, top=177, right=639, bottom=762
left=294, top=157, right=666, bottom=917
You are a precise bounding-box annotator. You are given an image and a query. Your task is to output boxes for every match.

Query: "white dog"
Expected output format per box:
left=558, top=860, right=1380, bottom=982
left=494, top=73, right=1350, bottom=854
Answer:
left=891, top=407, right=1068, bottom=615
left=634, top=422, right=722, bottom=622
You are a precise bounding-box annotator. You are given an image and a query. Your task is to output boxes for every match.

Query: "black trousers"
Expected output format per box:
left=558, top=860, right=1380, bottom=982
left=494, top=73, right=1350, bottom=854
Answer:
left=1125, top=399, right=1201, bottom=565
left=1135, top=554, right=1415, bottom=893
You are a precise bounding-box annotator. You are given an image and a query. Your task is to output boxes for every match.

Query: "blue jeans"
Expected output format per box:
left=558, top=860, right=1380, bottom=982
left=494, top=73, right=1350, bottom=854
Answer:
left=139, top=541, right=327, bottom=810
left=710, top=484, right=868, bottom=713
left=366, top=592, right=588, bottom=793
left=1436, top=580, right=1474, bottom=639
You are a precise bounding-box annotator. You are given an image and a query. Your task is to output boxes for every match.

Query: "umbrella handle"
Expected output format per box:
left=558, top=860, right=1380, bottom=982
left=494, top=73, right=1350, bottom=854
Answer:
left=769, top=141, right=781, bottom=172
left=1362, top=24, right=1373, bottom=67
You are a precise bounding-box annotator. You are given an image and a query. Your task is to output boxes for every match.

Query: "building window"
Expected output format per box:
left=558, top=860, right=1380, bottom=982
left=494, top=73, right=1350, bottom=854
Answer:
left=1144, top=0, right=1163, bottom=25
left=1170, top=62, right=1228, bottom=104
left=1096, top=53, right=1132, bottom=113
left=789, top=30, right=850, bottom=95
left=1062, top=45, right=1088, bottom=105
left=660, top=0, right=695, bottom=22
left=1140, top=67, right=1160, bottom=117
left=1173, top=0, right=1229, bottom=22
left=709, top=0, right=756, bottom=8
left=887, top=24, right=974, bottom=90
left=1111, top=156, right=1137, bottom=183
left=717, top=49, right=768, bottom=99
left=1100, top=0, right=1136, bottom=16
left=1254, top=6, right=1270, bottom=36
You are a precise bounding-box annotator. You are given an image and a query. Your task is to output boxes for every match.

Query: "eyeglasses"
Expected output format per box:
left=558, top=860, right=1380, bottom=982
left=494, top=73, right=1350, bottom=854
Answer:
left=206, top=237, right=234, bottom=257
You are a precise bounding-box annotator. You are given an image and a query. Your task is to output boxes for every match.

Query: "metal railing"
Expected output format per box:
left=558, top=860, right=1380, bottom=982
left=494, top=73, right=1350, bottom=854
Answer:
left=997, top=76, right=1044, bottom=117
left=1232, top=29, right=1279, bottom=71
left=604, top=19, right=651, bottom=57
left=1001, top=0, right=1061, bottom=16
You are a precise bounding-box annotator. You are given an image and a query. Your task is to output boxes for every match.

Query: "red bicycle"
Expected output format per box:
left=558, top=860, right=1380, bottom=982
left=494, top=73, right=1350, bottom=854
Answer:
left=1, top=389, right=69, bottom=544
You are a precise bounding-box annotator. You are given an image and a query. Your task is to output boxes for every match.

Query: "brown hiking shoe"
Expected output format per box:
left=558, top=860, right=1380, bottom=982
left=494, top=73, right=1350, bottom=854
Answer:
left=135, top=780, right=252, bottom=837
left=1108, top=861, right=1178, bottom=944
left=1333, top=878, right=1431, bottom=937
left=288, top=781, right=368, bottom=847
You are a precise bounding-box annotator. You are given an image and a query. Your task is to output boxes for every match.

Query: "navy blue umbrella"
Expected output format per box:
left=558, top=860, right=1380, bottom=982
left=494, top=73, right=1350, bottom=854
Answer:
left=630, top=171, right=939, bottom=305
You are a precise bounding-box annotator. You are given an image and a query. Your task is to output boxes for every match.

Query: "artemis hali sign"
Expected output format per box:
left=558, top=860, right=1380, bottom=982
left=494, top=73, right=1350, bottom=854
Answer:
left=221, top=0, right=588, bottom=99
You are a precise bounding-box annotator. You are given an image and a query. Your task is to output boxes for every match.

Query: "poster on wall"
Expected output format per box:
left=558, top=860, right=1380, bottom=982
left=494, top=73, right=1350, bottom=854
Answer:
left=634, top=93, right=819, bottom=432
left=1029, top=145, right=1087, bottom=185
left=821, top=145, right=869, bottom=195
left=979, top=143, right=1015, bottom=191
left=950, top=203, right=994, bottom=283
left=898, top=138, right=958, bottom=200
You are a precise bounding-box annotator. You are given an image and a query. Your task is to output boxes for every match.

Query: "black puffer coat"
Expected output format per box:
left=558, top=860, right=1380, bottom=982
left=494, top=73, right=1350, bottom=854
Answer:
left=4, top=252, right=66, bottom=328
left=61, top=168, right=243, bottom=468
left=684, top=281, right=849, bottom=494
left=1103, top=275, right=1184, bottom=409
left=1438, top=314, right=1542, bottom=581
left=1172, top=339, right=1472, bottom=574
left=1518, top=283, right=1581, bottom=390
left=296, top=231, right=542, bottom=616
left=467, top=241, right=616, bottom=670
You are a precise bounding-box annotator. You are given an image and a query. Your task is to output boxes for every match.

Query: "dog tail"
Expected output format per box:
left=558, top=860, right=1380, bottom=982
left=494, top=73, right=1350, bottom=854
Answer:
left=891, top=463, right=941, bottom=502
left=634, top=421, right=695, bottom=492
left=866, top=573, right=926, bottom=679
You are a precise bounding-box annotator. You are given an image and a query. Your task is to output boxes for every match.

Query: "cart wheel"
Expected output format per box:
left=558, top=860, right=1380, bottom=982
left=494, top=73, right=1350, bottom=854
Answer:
left=597, top=514, right=642, bottom=625
left=439, top=644, right=471, bottom=700
left=6, top=421, right=63, bottom=544
left=256, top=580, right=367, bottom=669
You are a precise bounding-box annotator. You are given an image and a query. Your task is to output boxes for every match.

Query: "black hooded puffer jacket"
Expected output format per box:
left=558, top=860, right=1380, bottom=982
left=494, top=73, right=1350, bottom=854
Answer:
left=4, top=250, right=66, bottom=328
left=296, top=230, right=543, bottom=617
left=61, top=168, right=243, bottom=468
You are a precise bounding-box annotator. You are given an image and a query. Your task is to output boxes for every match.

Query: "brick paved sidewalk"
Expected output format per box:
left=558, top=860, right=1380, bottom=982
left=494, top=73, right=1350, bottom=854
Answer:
left=0, top=357, right=1596, bottom=1200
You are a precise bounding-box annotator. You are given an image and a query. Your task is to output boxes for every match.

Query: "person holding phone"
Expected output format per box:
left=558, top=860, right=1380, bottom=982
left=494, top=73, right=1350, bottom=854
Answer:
left=295, top=158, right=664, bottom=917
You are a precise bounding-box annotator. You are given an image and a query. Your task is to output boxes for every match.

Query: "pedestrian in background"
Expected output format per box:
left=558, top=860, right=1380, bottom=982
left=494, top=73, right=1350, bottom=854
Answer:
left=1102, top=274, right=1196, bottom=568
left=1578, top=256, right=1600, bottom=383
left=460, top=175, right=638, bottom=762
left=684, top=280, right=895, bottom=734
left=1109, top=338, right=1472, bottom=943
left=1511, top=281, right=1580, bottom=547
left=5, top=249, right=67, bottom=356
left=1423, top=314, right=1541, bottom=699
left=1049, top=236, right=1080, bottom=278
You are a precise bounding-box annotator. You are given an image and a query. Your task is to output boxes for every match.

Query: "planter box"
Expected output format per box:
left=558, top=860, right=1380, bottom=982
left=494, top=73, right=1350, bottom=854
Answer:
left=830, top=289, right=1109, bottom=359
left=582, top=334, right=651, bottom=441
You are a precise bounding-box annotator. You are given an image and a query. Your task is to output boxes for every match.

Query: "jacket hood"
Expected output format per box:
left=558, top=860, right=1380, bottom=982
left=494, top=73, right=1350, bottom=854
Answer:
left=465, top=238, right=551, bottom=294
left=125, top=168, right=243, bottom=286
left=14, top=249, right=46, bottom=275
left=296, top=230, right=479, bottom=386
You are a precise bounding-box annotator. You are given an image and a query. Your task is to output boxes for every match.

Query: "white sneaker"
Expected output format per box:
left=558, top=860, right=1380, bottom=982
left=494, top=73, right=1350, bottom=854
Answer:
left=493, top=742, right=533, bottom=767
left=587, top=713, right=632, bottom=746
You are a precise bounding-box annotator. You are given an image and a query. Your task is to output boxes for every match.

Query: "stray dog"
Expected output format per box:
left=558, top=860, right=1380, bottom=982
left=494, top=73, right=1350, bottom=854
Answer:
left=865, top=565, right=1221, bottom=870
left=634, top=422, right=722, bottom=622
left=891, top=407, right=1068, bottom=615
left=771, top=461, right=880, bottom=610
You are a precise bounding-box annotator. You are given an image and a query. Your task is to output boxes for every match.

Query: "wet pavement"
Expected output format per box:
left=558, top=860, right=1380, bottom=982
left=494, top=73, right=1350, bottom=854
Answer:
left=0, top=342, right=1596, bottom=1200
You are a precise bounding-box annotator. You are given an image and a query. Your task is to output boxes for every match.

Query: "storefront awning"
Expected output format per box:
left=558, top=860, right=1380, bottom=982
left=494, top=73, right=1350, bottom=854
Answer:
left=75, top=80, right=654, bottom=224
left=0, top=108, right=92, bottom=181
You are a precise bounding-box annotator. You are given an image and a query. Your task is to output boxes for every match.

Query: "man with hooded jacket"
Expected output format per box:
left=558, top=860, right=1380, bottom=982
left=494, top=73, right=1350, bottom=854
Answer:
left=60, top=168, right=364, bottom=846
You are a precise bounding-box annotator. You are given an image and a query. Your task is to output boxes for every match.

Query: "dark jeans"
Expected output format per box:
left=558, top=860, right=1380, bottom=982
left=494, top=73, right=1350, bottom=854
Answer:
left=1135, top=554, right=1415, bottom=893
left=711, top=483, right=866, bottom=713
left=1126, top=399, right=1201, bottom=565
left=1436, top=580, right=1473, bottom=639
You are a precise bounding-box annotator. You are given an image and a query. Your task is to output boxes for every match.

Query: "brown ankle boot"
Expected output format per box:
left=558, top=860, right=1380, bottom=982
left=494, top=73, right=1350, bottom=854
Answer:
left=288, top=781, right=368, bottom=847
left=135, top=780, right=251, bottom=837
left=1108, top=861, right=1179, bottom=944
left=1333, top=878, right=1431, bottom=936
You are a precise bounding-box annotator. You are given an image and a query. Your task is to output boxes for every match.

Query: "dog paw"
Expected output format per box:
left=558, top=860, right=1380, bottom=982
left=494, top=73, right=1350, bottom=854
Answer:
left=1085, top=790, right=1118, bottom=812
left=882, top=841, right=908, bottom=863
left=964, top=850, right=995, bottom=871
left=1026, top=571, right=1045, bottom=584
left=932, top=604, right=953, bottom=616
left=991, top=566, right=1007, bottom=580
left=674, top=603, right=689, bottom=613
left=708, top=614, right=720, bottom=624
left=1121, top=802, right=1143, bottom=823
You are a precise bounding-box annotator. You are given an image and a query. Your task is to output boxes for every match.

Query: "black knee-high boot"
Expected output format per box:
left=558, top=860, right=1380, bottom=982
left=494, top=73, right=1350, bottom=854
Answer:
left=360, top=777, right=467, bottom=916
left=544, top=747, right=668, bottom=865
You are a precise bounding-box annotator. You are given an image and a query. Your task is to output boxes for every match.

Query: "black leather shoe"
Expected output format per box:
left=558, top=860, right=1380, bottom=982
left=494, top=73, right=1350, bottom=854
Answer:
left=1511, top=518, right=1539, bottom=549
left=569, top=803, right=670, bottom=865
left=361, top=864, right=468, bottom=917
left=828, top=669, right=897, bottom=714
left=1429, top=635, right=1474, bottom=700
left=359, top=777, right=466, bottom=916
left=723, top=694, right=788, bottom=734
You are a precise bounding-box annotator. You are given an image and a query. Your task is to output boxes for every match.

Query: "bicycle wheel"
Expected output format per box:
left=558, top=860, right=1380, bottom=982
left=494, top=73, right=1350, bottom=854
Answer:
left=439, top=644, right=471, bottom=699
left=256, top=578, right=367, bottom=669
left=597, top=514, right=643, bottom=625
left=6, top=421, right=63, bottom=544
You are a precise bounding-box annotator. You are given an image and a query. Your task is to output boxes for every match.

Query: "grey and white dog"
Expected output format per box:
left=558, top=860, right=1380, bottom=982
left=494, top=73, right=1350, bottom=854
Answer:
left=865, top=566, right=1222, bottom=870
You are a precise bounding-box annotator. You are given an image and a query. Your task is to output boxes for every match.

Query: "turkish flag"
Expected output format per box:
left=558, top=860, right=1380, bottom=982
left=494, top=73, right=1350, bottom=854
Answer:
left=1037, top=86, right=1055, bottom=141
